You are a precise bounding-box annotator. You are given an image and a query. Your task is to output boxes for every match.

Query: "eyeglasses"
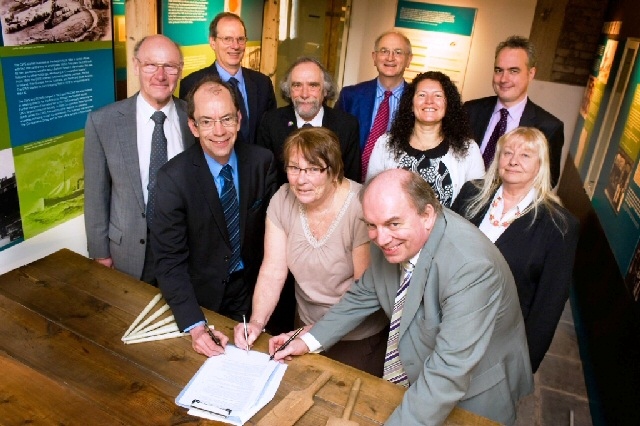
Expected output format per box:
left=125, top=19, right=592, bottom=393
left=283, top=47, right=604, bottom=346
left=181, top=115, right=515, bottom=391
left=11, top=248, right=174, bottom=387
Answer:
left=216, top=36, right=247, bottom=45
left=135, top=59, right=182, bottom=75
left=194, top=116, right=238, bottom=129
left=376, top=48, right=406, bottom=57
left=285, top=165, right=328, bottom=176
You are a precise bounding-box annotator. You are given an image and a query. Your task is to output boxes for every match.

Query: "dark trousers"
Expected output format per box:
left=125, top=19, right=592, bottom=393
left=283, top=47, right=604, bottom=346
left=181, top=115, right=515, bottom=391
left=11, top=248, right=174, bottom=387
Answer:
left=218, top=269, right=251, bottom=322
left=140, top=229, right=157, bottom=286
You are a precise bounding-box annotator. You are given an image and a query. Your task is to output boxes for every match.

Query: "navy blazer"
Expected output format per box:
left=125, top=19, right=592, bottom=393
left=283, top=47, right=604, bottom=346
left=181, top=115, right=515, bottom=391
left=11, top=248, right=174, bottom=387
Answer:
left=451, top=181, right=579, bottom=372
left=257, top=104, right=361, bottom=185
left=464, top=96, right=564, bottom=187
left=178, top=62, right=277, bottom=145
left=335, top=78, right=408, bottom=150
left=151, top=141, right=278, bottom=331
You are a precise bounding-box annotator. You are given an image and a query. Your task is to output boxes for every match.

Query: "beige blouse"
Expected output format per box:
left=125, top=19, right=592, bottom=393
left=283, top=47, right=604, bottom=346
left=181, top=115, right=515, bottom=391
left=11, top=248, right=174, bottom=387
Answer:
left=267, top=180, right=388, bottom=340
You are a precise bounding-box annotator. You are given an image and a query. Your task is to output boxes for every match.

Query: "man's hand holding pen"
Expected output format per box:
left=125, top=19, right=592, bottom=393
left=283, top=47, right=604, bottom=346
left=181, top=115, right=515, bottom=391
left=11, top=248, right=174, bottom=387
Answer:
left=189, top=324, right=228, bottom=357
left=268, top=328, right=310, bottom=362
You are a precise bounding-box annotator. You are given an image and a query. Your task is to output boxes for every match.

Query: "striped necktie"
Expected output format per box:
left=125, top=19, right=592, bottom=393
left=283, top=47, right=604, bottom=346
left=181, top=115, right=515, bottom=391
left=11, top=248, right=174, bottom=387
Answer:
left=383, top=261, right=414, bottom=387
left=146, top=110, right=167, bottom=226
left=362, top=90, right=392, bottom=178
left=219, top=164, right=241, bottom=274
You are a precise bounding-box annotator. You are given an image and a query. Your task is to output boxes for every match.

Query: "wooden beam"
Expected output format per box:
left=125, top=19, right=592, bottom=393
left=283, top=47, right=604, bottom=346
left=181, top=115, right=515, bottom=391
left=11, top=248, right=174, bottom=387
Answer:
left=126, top=0, right=158, bottom=97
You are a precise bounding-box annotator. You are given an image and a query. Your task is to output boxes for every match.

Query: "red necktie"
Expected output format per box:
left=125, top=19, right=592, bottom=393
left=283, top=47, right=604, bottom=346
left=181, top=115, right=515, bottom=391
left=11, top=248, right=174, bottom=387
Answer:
left=362, top=91, right=392, bottom=178
left=482, top=108, right=509, bottom=169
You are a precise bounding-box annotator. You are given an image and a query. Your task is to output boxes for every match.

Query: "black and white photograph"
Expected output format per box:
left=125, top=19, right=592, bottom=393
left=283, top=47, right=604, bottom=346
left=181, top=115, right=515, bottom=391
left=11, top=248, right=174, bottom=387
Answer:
left=0, top=148, right=24, bottom=250
left=1, top=0, right=111, bottom=46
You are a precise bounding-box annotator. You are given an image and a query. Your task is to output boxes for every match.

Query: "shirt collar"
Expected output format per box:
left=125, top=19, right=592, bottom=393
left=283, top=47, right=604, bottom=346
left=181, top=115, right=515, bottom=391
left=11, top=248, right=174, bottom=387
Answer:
left=137, top=94, right=175, bottom=122
left=495, top=96, right=528, bottom=117
left=376, top=79, right=405, bottom=99
left=295, top=106, right=324, bottom=127
left=215, top=62, right=244, bottom=84
left=204, top=148, right=239, bottom=177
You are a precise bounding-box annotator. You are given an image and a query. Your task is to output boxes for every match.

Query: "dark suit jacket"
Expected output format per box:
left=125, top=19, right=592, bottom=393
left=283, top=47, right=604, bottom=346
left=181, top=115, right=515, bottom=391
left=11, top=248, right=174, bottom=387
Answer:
left=335, top=78, right=408, bottom=150
left=178, top=62, right=277, bottom=145
left=311, top=210, right=533, bottom=425
left=451, top=181, right=579, bottom=372
left=464, top=96, right=564, bottom=187
left=83, top=95, right=194, bottom=279
left=150, top=141, right=278, bottom=331
left=256, top=104, right=361, bottom=185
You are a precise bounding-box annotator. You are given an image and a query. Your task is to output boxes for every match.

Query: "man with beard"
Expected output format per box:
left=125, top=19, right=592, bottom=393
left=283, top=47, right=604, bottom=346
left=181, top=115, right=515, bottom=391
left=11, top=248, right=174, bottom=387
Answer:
left=257, top=57, right=360, bottom=185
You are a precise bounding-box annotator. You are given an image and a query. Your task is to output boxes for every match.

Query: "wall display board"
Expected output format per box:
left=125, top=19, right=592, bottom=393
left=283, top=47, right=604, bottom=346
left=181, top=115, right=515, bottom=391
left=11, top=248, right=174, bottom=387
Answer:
left=570, top=21, right=622, bottom=192
left=394, top=0, right=476, bottom=89
left=591, top=41, right=640, bottom=301
left=0, top=0, right=115, bottom=251
left=160, top=0, right=265, bottom=94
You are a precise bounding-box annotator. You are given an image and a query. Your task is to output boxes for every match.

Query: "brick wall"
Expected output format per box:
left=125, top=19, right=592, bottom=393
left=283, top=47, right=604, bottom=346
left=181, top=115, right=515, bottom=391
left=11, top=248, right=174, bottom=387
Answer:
left=549, top=0, right=608, bottom=85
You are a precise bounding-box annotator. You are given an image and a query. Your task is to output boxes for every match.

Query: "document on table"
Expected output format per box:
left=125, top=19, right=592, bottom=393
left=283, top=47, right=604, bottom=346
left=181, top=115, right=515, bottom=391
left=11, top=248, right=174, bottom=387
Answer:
left=176, top=345, right=287, bottom=425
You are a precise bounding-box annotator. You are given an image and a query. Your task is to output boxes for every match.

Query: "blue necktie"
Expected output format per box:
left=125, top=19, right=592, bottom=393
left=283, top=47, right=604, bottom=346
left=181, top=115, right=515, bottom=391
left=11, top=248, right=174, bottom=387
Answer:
left=228, top=77, right=250, bottom=142
left=146, top=111, right=167, bottom=226
left=220, top=164, right=241, bottom=274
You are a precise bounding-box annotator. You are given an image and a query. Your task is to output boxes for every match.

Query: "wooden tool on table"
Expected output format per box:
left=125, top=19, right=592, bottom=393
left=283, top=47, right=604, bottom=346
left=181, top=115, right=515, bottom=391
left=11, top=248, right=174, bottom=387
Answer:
left=257, top=371, right=332, bottom=426
left=326, top=378, right=361, bottom=426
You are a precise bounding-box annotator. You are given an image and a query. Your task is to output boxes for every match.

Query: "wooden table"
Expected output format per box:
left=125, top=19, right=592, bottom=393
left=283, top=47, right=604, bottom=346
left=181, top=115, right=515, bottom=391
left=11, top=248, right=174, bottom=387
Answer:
left=0, top=249, right=498, bottom=425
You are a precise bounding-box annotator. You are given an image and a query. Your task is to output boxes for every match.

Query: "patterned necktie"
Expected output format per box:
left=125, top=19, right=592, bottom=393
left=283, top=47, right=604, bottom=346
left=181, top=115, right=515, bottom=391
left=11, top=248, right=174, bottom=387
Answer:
left=146, top=110, right=167, bottom=226
left=383, top=261, right=414, bottom=387
left=220, top=164, right=241, bottom=274
left=362, top=91, right=392, bottom=179
left=228, top=77, right=250, bottom=142
left=482, top=108, right=509, bottom=169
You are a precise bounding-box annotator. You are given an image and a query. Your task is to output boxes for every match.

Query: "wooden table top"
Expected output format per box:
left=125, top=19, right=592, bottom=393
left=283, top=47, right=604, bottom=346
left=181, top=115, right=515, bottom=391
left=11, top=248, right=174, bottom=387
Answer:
left=0, top=249, right=498, bottom=425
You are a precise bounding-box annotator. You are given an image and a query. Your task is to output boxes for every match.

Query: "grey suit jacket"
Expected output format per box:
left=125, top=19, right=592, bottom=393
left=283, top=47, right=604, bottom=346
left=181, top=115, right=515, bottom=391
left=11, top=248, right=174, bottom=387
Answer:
left=311, top=209, right=533, bottom=425
left=83, top=94, right=194, bottom=279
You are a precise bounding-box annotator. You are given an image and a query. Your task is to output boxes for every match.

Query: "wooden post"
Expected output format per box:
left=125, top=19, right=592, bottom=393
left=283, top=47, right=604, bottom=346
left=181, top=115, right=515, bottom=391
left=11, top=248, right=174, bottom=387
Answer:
left=125, top=0, right=158, bottom=97
left=261, top=0, right=279, bottom=89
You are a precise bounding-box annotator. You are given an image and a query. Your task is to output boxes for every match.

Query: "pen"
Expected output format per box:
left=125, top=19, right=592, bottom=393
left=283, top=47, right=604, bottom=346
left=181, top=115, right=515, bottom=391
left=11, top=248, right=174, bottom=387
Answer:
left=243, top=315, right=249, bottom=353
left=269, top=327, right=304, bottom=360
left=204, top=323, right=222, bottom=347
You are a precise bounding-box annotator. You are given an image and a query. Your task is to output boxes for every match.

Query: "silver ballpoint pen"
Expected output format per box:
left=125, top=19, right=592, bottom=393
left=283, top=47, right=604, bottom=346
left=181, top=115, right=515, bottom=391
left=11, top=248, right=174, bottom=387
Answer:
left=242, top=315, right=249, bottom=353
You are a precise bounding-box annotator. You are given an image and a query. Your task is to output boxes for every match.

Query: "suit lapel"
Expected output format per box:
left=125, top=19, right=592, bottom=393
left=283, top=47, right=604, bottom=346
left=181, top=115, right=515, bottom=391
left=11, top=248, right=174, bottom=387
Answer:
left=398, top=214, right=446, bottom=337
left=235, top=142, right=251, bottom=243
left=476, top=97, right=497, bottom=139
left=116, top=95, right=145, bottom=211
left=243, top=68, right=258, bottom=141
left=518, top=99, right=536, bottom=126
left=175, top=98, right=193, bottom=149
left=361, top=81, right=376, bottom=134
left=495, top=208, right=538, bottom=248
left=192, top=146, right=230, bottom=244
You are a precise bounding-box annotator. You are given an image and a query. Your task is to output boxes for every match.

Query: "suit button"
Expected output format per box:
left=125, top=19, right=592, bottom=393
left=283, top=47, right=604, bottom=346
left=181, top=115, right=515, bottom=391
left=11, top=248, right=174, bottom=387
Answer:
left=224, top=256, right=229, bottom=261
left=141, top=212, right=146, bottom=218
left=140, top=239, right=145, bottom=244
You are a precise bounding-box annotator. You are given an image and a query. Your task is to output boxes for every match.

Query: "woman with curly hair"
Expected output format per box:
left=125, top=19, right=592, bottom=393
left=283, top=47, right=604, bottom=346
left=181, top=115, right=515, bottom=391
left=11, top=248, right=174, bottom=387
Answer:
left=365, top=71, right=484, bottom=207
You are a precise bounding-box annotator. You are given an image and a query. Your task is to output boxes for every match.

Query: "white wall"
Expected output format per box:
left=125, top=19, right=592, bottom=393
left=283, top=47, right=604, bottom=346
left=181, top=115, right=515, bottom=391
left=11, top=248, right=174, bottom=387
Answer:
left=344, top=0, right=583, bottom=175
left=0, top=216, right=87, bottom=275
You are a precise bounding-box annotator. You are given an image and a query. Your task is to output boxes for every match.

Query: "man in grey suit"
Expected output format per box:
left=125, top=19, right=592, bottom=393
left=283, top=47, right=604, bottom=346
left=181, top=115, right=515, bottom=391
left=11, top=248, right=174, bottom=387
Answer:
left=269, top=169, right=533, bottom=425
left=84, top=35, right=194, bottom=283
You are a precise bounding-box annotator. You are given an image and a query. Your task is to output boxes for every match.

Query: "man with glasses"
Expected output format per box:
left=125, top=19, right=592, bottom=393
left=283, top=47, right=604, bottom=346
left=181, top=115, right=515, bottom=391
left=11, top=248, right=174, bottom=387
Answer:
left=151, top=75, right=278, bottom=357
left=336, top=31, right=412, bottom=177
left=178, top=12, right=276, bottom=145
left=84, top=34, right=194, bottom=284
